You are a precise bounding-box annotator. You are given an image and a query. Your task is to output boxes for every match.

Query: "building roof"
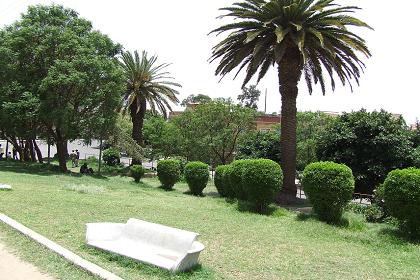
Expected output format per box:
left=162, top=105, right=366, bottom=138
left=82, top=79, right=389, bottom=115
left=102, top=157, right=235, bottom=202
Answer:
left=256, top=115, right=281, bottom=123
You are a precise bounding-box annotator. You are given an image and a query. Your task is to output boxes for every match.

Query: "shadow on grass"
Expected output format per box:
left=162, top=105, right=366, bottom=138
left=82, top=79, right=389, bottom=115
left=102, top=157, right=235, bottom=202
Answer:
left=236, top=200, right=289, bottom=217
left=379, top=227, right=420, bottom=245
left=296, top=212, right=366, bottom=231
left=183, top=190, right=205, bottom=197
left=204, top=191, right=220, bottom=198
left=0, top=160, right=113, bottom=180
left=0, top=160, right=63, bottom=176
left=82, top=245, right=215, bottom=278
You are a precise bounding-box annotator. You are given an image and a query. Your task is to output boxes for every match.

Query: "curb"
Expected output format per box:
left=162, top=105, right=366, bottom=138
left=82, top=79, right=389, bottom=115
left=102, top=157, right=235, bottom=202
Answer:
left=0, top=213, right=124, bottom=280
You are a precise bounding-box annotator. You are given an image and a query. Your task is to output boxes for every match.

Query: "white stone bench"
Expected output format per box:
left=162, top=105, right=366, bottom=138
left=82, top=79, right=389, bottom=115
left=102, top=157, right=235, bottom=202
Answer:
left=0, top=184, right=11, bottom=190
left=86, top=218, right=205, bottom=273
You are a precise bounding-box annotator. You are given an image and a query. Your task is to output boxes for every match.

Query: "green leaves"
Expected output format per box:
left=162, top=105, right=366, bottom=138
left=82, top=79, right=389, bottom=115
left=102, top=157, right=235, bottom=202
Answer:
left=0, top=4, right=124, bottom=144
left=119, top=50, right=180, bottom=118
left=274, top=26, right=286, bottom=43
left=245, top=30, right=263, bottom=43
left=210, top=0, right=372, bottom=94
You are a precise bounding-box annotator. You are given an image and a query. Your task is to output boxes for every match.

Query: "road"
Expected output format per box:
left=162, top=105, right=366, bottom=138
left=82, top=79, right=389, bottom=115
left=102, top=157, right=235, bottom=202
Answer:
left=0, top=139, right=155, bottom=168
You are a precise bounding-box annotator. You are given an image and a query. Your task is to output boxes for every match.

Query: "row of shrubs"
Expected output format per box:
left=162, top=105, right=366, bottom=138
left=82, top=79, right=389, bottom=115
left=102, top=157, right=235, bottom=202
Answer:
left=300, top=162, right=419, bottom=238
left=156, top=159, right=210, bottom=196
left=215, top=159, right=283, bottom=213
left=130, top=157, right=419, bottom=238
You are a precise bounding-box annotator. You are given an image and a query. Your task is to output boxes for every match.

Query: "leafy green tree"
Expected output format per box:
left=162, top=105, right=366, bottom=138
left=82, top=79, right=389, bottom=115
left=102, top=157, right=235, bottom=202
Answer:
left=181, top=94, right=212, bottom=107
left=172, top=108, right=213, bottom=163
left=119, top=50, right=181, bottom=148
left=410, top=120, right=420, bottom=147
left=316, top=110, right=415, bottom=194
left=174, top=100, right=256, bottom=165
left=237, top=111, right=333, bottom=169
left=296, top=111, right=334, bottom=171
left=210, top=0, right=371, bottom=201
left=0, top=5, right=125, bottom=171
left=143, top=116, right=182, bottom=159
left=237, top=85, right=261, bottom=109
left=237, top=130, right=281, bottom=162
left=107, top=114, right=143, bottom=163
left=0, top=32, right=44, bottom=162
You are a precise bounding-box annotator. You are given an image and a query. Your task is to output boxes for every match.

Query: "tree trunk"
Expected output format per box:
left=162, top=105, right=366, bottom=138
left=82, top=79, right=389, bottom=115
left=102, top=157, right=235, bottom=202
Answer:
left=130, top=96, right=147, bottom=164
left=28, top=139, right=37, bottom=162
left=56, top=130, right=68, bottom=172
left=23, top=140, right=31, bottom=162
left=5, top=141, right=9, bottom=159
left=277, top=47, right=302, bottom=204
left=33, top=139, right=43, bottom=163
left=98, top=138, right=103, bottom=174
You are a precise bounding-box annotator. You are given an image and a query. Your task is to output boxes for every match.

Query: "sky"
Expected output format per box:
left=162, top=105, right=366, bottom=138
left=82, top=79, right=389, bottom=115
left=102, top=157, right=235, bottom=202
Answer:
left=0, top=0, right=419, bottom=124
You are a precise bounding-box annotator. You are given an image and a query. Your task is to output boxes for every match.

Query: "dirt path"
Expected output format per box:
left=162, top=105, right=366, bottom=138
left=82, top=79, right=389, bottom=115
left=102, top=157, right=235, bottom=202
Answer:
left=0, top=240, right=55, bottom=280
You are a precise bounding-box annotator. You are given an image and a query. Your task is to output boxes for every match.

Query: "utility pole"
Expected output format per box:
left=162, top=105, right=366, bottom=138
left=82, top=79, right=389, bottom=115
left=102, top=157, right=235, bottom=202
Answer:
left=264, top=88, right=267, bottom=114
left=98, top=138, right=103, bottom=174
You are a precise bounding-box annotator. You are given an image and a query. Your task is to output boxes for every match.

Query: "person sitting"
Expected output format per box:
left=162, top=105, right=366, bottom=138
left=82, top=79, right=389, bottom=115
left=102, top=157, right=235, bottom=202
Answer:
left=80, top=163, right=94, bottom=174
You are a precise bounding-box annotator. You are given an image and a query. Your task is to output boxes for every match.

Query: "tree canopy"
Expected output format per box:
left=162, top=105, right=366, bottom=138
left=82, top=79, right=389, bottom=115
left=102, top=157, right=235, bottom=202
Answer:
left=0, top=4, right=125, bottom=171
left=237, top=85, right=261, bottom=110
left=317, top=110, right=415, bottom=194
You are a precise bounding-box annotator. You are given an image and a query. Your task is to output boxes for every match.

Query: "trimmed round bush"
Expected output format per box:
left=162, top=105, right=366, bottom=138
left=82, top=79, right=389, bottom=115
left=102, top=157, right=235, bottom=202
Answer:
left=384, top=168, right=420, bottom=238
left=157, top=159, right=181, bottom=190
left=242, top=159, right=283, bottom=212
left=102, top=147, right=121, bottom=166
left=184, top=161, right=209, bottom=196
left=214, top=165, right=235, bottom=198
left=229, top=159, right=253, bottom=200
left=302, top=161, right=355, bottom=223
left=130, top=165, right=145, bottom=183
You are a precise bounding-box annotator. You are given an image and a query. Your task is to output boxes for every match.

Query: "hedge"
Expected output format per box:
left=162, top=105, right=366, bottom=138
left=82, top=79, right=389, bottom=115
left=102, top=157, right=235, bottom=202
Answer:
left=302, top=161, right=355, bottom=223
left=242, top=159, right=283, bottom=213
left=184, top=161, right=209, bottom=196
left=384, top=168, right=420, bottom=238
left=157, top=159, right=181, bottom=190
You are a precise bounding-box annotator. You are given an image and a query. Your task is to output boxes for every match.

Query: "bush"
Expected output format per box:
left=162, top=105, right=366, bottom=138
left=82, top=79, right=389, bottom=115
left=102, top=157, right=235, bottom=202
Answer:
left=316, top=110, right=415, bottom=194
left=346, top=203, right=384, bottom=223
left=242, top=159, right=283, bottom=213
left=157, top=160, right=181, bottom=190
left=229, top=159, right=253, bottom=200
left=384, top=168, right=420, bottom=238
left=84, top=156, right=98, bottom=165
left=130, top=165, right=145, bottom=183
left=102, top=148, right=121, bottom=166
left=184, top=161, right=209, bottom=196
left=214, top=165, right=235, bottom=198
left=302, top=161, right=355, bottom=223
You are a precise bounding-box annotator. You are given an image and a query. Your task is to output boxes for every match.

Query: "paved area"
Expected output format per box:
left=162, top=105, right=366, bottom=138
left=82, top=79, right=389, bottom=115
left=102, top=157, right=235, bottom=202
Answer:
left=0, top=238, right=54, bottom=280
left=0, top=139, right=155, bottom=168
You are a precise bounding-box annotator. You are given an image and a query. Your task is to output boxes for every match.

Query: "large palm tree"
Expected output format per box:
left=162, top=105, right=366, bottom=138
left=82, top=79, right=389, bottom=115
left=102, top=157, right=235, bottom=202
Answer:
left=119, top=50, right=181, bottom=147
left=210, top=0, right=371, bottom=202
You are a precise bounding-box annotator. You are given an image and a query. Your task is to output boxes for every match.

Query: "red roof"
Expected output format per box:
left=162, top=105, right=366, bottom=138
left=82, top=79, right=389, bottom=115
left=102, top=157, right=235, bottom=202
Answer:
left=256, top=115, right=281, bottom=123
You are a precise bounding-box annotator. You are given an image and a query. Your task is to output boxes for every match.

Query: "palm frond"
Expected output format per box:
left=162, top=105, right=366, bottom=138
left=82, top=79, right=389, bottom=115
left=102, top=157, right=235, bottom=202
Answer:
left=119, top=50, right=181, bottom=115
left=210, top=0, right=371, bottom=94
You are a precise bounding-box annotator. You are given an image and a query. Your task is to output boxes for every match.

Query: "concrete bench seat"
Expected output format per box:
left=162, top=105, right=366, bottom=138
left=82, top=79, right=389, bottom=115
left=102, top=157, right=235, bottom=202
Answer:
left=0, top=184, right=11, bottom=190
left=86, top=219, right=205, bottom=273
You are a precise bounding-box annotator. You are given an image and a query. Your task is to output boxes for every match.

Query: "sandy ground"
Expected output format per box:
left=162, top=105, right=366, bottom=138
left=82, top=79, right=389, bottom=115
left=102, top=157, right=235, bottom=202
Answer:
left=0, top=238, right=55, bottom=280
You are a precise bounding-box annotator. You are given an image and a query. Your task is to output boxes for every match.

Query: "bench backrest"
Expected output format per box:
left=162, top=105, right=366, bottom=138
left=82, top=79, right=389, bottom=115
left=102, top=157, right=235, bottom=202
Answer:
left=122, top=218, right=198, bottom=254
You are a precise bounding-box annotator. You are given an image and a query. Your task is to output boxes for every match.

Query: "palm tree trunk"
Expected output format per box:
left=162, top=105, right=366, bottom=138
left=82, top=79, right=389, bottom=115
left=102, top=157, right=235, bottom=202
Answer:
left=277, top=48, right=302, bottom=204
left=130, top=96, right=147, bottom=164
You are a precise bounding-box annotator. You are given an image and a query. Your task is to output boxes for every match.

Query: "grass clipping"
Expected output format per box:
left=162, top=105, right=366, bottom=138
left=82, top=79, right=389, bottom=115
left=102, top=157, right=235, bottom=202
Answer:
left=63, top=184, right=105, bottom=194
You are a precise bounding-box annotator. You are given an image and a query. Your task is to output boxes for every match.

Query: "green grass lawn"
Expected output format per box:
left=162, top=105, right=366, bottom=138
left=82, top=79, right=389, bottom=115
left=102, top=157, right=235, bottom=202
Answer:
left=0, top=160, right=419, bottom=280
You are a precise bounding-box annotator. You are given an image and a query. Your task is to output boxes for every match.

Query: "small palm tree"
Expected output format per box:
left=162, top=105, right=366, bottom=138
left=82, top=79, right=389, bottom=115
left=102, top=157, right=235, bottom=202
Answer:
left=119, top=50, right=181, bottom=147
left=210, top=0, right=371, bottom=202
